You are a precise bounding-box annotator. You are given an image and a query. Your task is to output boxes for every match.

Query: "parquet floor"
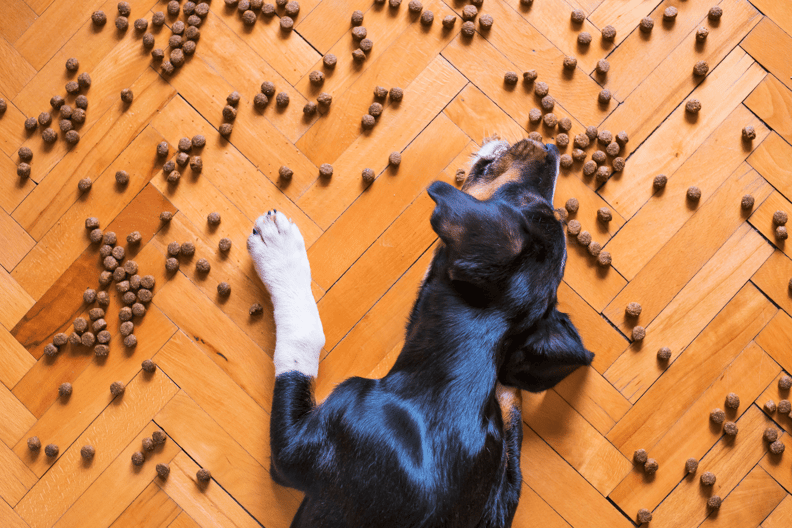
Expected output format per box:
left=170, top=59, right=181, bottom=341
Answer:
left=1, top=0, right=792, bottom=526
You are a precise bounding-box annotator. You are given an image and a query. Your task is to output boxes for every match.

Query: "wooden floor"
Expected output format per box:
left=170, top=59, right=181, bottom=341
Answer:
left=1, top=0, right=792, bottom=526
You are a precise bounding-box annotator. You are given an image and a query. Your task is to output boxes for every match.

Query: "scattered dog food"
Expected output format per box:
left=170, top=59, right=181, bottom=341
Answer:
left=17, top=163, right=31, bottom=178
left=197, top=468, right=212, bottom=482
left=110, top=381, right=125, bottom=397
left=700, top=471, right=716, bottom=486
left=601, top=25, right=616, bottom=41
left=583, top=160, right=597, bottom=177
left=577, top=230, right=592, bottom=246
left=707, top=496, right=721, bottom=510
left=59, top=382, right=72, bottom=397
left=653, top=174, right=668, bottom=189
left=362, top=114, right=376, bottom=129
left=250, top=303, right=264, bottom=316
left=476, top=13, right=490, bottom=29
left=780, top=400, right=792, bottom=414
left=443, top=15, right=457, bottom=28
left=597, top=251, right=612, bottom=267
left=710, top=408, right=726, bottom=424
left=633, top=449, right=648, bottom=465
left=655, top=346, right=671, bottom=360
left=577, top=31, right=592, bottom=45
left=567, top=220, right=581, bottom=236
left=157, top=463, right=170, bottom=478
left=92, top=10, right=107, bottom=25
left=776, top=226, right=788, bottom=240
left=765, top=400, right=777, bottom=413
left=663, top=6, right=678, bottom=20
left=120, top=321, right=134, bottom=337
left=632, top=326, right=646, bottom=341
left=95, top=344, right=110, bottom=356
left=626, top=302, right=642, bottom=317
left=219, top=238, right=232, bottom=252
left=89, top=308, right=105, bottom=321
left=725, top=393, right=740, bottom=409
left=523, top=70, right=538, bottom=83
left=528, top=132, right=542, bottom=142
left=686, top=186, right=701, bottom=201
left=685, top=458, right=698, bottom=474
left=588, top=241, right=601, bottom=257
left=708, top=6, right=723, bottom=20
left=565, top=198, right=579, bottom=214
left=165, top=258, right=179, bottom=272
left=131, top=451, right=145, bottom=466
left=152, top=430, right=167, bottom=445
left=612, top=157, right=625, bottom=172
left=80, top=445, right=95, bottom=461
left=640, top=17, right=654, bottom=33
left=595, top=59, right=610, bottom=75
left=685, top=99, right=701, bottom=114
left=97, top=330, right=111, bottom=344
left=598, top=89, right=611, bottom=104
left=770, top=440, right=785, bottom=454
left=217, top=282, right=231, bottom=296
left=773, top=210, right=788, bottom=226
left=644, top=458, right=658, bottom=474
left=43, top=343, right=58, bottom=356
left=563, top=56, right=577, bottom=70
left=196, top=258, right=211, bottom=273
left=595, top=166, right=611, bottom=184
left=693, top=60, right=709, bottom=77
left=543, top=113, right=557, bottom=128
left=573, top=133, right=590, bottom=149
left=696, top=26, right=709, bottom=41
left=534, top=82, right=549, bottom=97
left=45, top=444, right=59, bottom=457
left=606, top=141, right=620, bottom=157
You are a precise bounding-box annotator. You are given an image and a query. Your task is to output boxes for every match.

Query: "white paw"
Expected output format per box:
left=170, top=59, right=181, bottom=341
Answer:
left=247, top=210, right=311, bottom=301
left=247, top=210, right=324, bottom=378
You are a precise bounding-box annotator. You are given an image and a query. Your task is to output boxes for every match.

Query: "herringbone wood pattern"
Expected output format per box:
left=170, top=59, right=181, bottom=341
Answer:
left=1, top=0, right=791, bottom=526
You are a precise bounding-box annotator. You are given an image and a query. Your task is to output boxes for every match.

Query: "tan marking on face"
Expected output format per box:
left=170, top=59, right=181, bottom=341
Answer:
left=465, top=166, right=523, bottom=201
left=496, top=383, right=523, bottom=430
left=464, top=140, right=547, bottom=201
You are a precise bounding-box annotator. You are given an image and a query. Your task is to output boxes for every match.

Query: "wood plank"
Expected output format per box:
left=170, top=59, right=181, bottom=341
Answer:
left=147, top=214, right=275, bottom=353
left=745, top=75, right=792, bottom=145
left=443, top=83, right=527, bottom=146
left=742, top=17, right=792, bottom=92
left=512, top=482, right=572, bottom=528
left=148, top=96, right=322, bottom=243
left=319, top=190, right=436, bottom=351
left=0, top=325, right=35, bottom=390
left=153, top=331, right=272, bottom=468
left=522, top=388, right=632, bottom=495
left=748, top=0, right=792, bottom=36
left=748, top=191, right=792, bottom=260
left=0, top=0, right=36, bottom=44
left=699, top=466, right=786, bottom=527
left=52, top=424, right=181, bottom=528
left=0, top=381, right=36, bottom=449
left=558, top=280, right=627, bottom=374
left=607, top=284, right=776, bottom=452
left=12, top=68, right=174, bottom=240
left=599, top=48, right=766, bottom=219
left=756, top=373, right=792, bottom=436
left=155, top=452, right=261, bottom=528
left=0, top=29, right=36, bottom=98
left=605, top=226, right=774, bottom=402
left=504, top=0, right=602, bottom=73
left=307, top=113, right=468, bottom=290
left=649, top=406, right=774, bottom=528
left=154, top=392, right=302, bottom=526
left=12, top=304, right=176, bottom=476
left=748, top=132, right=792, bottom=202
left=0, top=440, right=37, bottom=508
left=752, top=251, right=792, bottom=320
left=763, top=495, right=792, bottom=528
left=316, top=245, right=436, bottom=401
left=0, top=92, right=30, bottom=159
left=108, top=482, right=181, bottom=528
left=589, top=0, right=665, bottom=48
left=0, top=497, right=29, bottom=528
left=755, top=310, right=792, bottom=374
left=604, top=165, right=771, bottom=333
left=608, top=343, right=780, bottom=515
left=206, top=0, right=320, bottom=85
left=0, top=128, right=35, bottom=216
left=601, top=0, right=761, bottom=159
left=295, top=2, right=460, bottom=167
left=606, top=106, right=769, bottom=281
left=151, top=271, right=275, bottom=411
left=0, top=208, right=35, bottom=272
left=520, top=423, right=633, bottom=528
left=168, top=512, right=201, bottom=528
left=12, top=129, right=169, bottom=301
left=14, top=373, right=178, bottom=528
left=296, top=0, right=382, bottom=54
left=11, top=182, right=174, bottom=353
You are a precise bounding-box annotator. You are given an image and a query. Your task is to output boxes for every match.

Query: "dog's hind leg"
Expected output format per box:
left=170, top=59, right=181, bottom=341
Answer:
left=247, top=210, right=325, bottom=377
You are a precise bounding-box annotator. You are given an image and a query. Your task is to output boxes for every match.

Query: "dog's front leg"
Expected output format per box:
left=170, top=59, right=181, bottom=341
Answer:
left=248, top=211, right=327, bottom=492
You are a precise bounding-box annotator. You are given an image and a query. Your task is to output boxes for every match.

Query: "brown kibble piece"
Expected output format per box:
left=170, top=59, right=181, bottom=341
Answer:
left=771, top=440, right=785, bottom=455
left=685, top=458, right=698, bottom=474
left=571, top=9, right=585, bottom=23
left=279, top=166, right=293, bottom=180
left=152, top=430, right=167, bottom=445
left=207, top=212, right=221, bottom=225
left=644, top=459, right=658, bottom=474
left=588, top=240, right=601, bottom=257
left=779, top=400, right=791, bottom=414
left=142, top=359, right=156, bottom=373
left=664, top=6, right=677, bottom=19
left=687, top=186, right=701, bottom=201
left=694, top=60, right=709, bottom=77
left=777, top=226, right=788, bottom=240
left=601, top=25, right=616, bottom=41
left=640, top=17, right=654, bottom=33
left=219, top=238, right=232, bottom=252
left=565, top=198, right=579, bottom=214
left=543, top=113, right=557, bottom=128
left=583, top=161, right=597, bottom=177
left=442, top=15, right=456, bottom=28
left=632, top=326, right=646, bottom=341
left=81, top=445, right=95, bottom=460
left=567, top=220, right=581, bottom=237
left=742, top=126, right=756, bottom=141
left=723, top=421, right=738, bottom=436
left=504, top=71, right=518, bottom=85
left=78, top=177, right=92, bottom=192
left=94, top=344, right=109, bottom=357
left=563, top=56, right=577, bottom=71
left=697, top=26, right=709, bottom=40
left=249, top=303, right=264, bottom=316
left=45, top=444, right=59, bottom=457
left=595, top=166, right=611, bottom=184
left=657, top=347, right=672, bottom=361
left=89, top=308, right=105, bottom=321
left=710, top=408, right=726, bottom=424
left=461, top=5, right=477, bottom=20
left=725, top=392, right=740, bottom=409
left=43, top=343, right=58, bottom=356
left=165, top=258, right=179, bottom=272
left=626, top=302, right=642, bottom=317
left=59, top=382, right=72, bottom=397
left=637, top=509, right=652, bottom=524
left=780, top=375, right=792, bottom=390
left=119, top=307, right=133, bottom=321
left=707, top=496, right=721, bottom=510
left=577, top=230, right=592, bottom=246
left=157, top=463, right=170, bottom=478
left=92, top=10, right=107, bottom=25
left=528, top=108, right=542, bottom=124
left=197, top=468, right=212, bottom=482
left=167, top=242, right=181, bottom=256
left=254, top=93, right=269, bottom=110
left=577, top=31, right=592, bottom=45
left=701, top=471, right=716, bottom=486
left=53, top=333, right=69, bottom=347
left=773, top=210, right=788, bottom=226
left=120, top=321, right=134, bottom=337
left=131, top=451, right=144, bottom=466
left=362, top=114, right=376, bottom=129
left=110, top=381, right=125, bottom=396
left=97, top=330, right=111, bottom=344
left=596, top=59, right=609, bottom=75
left=612, top=157, right=625, bottom=172
left=654, top=174, right=668, bottom=189
left=686, top=99, right=701, bottom=114
left=196, top=258, right=211, bottom=273
left=765, top=400, right=777, bottom=413
left=319, top=163, right=334, bottom=178
left=764, top=428, right=779, bottom=443
left=534, top=82, right=549, bottom=97
left=606, top=142, right=620, bottom=157
left=523, top=70, right=537, bottom=83
left=598, top=89, right=611, bottom=104
left=217, top=282, right=231, bottom=296
left=633, top=449, right=648, bottom=465
left=461, top=21, right=475, bottom=37
left=708, top=6, right=723, bottom=20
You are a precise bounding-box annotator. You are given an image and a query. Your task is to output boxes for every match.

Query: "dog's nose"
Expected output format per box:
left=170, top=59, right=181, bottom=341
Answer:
left=545, top=143, right=559, bottom=156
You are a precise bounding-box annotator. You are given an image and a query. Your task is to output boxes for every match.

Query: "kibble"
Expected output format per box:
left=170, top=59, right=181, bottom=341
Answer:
left=45, top=444, right=59, bottom=457
left=640, top=17, right=654, bottom=33
left=565, top=198, right=579, bottom=214
left=196, top=258, right=211, bottom=272
left=156, top=463, right=170, bottom=478
left=710, top=408, right=726, bottom=424
left=165, top=258, right=179, bottom=272
left=663, top=6, right=677, bottom=20
left=442, top=15, right=456, bottom=28
left=141, top=359, right=156, bottom=373
left=99, top=271, right=112, bottom=286
left=723, top=421, right=738, bottom=436
left=598, top=89, right=611, bottom=104
left=97, top=330, right=111, bottom=344
left=625, top=302, right=642, bottom=317
left=686, top=99, right=702, bottom=114
left=708, top=6, right=723, bottom=20
left=567, top=220, right=581, bottom=237
left=577, top=31, right=592, bottom=45
left=543, top=113, right=557, bottom=128
left=559, top=153, right=572, bottom=168
left=528, top=108, right=542, bottom=124
left=701, top=471, right=716, bottom=486
left=577, top=230, right=591, bottom=246
left=152, top=430, right=166, bottom=445
left=694, top=60, right=709, bottom=77
left=17, top=163, right=31, bottom=178
left=606, top=141, right=620, bottom=157
left=534, top=82, right=549, bottom=97
left=89, top=308, right=105, bottom=321
left=637, top=509, right=652, bottom=525
left=684, top=458, right=698, bottom=474
left=43, top=343, right=58, bottom=356
left=217, top=282, right=231, bottom=296
left=765, top=400, right=777, bottom=413
left=523, top=70, right=538, bottom=83
left=644, top=458, right=658, bottom=474
left=152, top=11, right=165, bottom=26
left=219, top=238, right=232, bottom=252
left=320, top=163, right=334, bottom=177
left=595, top=165, right=611, bottom=183
left=777, top=226, right=788, bottom=240
left=571, top=9, right=585, bottom=23
left=601, top=25, right=616, bottom=41
left=780, top=375, right=792, bottom=390
left=654, top=174, right=668, bottom=189
left=657, top=347, right=672, bottom=361
left=504, top=71, right=518, bottom=85
left=612, top=157, right=625, bottom=172
left=583, top=160, right=597, bottom=177
left=771, top=440, right=786, bottom=455
left=563, top=56, right=577, bottom=71
left=634, top=449, right=648, bottom=465
left=764, top=428, right=779, bottom=443
left=707, top=496, right=721, bottom=510
left=207, top=212, right=221, bottom=226
left=779, top=400, right=791, bottom=414
left=110, top=381, right=125, bottom=396
left=59, top=382, right=72, bottom=397
left=455, top=169, right=466, bottom=184
left=197, top=468, right=212, bottom=482
left=120, top=321, right=134, bottom=337
left=725, top=392, right=740, bottom=409
left=92, top=10, right=107, bottom=26
left=362, top=114, right=376, bottom=129
left=74, top=317, right=89, bottom=334
left=389, top=152, right=401, bottom=166
left=80, top=445, right=95, bottom=461
left=317, top=92, right=332, bottom=108
left=632, top=326, right=646, bottom=341
left=696, top=26, right=709, bottom=41
left=596, top=59, right=610, bottom=75
left=685, top=186, right=701, bottom=202
left=131, top=451, right=144, bottom=466
left=120, top=89, right=133, bottom=104
left=773, top=210, right=788, bottom=226
left=460, top=20, right=476, bottom=37
left=124, top=334, right=137, bottom=348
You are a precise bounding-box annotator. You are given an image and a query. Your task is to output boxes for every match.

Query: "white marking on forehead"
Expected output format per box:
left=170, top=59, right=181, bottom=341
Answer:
left=471, top=140, right=509, bottom=165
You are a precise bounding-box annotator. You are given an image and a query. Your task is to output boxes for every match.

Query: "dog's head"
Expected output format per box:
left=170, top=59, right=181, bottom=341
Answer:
left=427, top=138, right=593, bottom=392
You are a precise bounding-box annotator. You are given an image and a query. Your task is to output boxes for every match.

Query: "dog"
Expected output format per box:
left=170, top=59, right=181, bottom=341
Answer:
left=247, top=138, right=594, bottom=527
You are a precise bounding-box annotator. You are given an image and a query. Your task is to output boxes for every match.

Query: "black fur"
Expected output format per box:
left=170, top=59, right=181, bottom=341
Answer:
left=270, top=140, right=594, bottom=527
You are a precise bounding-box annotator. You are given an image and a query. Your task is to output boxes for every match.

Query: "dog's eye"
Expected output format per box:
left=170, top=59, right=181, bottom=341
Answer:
left=252, top=228, right=258, bottom=235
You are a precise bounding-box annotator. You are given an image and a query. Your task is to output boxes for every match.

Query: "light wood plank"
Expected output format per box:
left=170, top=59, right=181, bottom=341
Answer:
left=752, top=251, right=792, bottom=320
left=108, top=482, right=181, bottom=528
left=748, top=191, right=792, bottom=259
left=700, top=466, right=786, bottom=527
left=748, top=132, right=792, bottom=202
left=742, top=17, right=792, bottom=92
left=763, top=495, right=792, bottom=528
left=745, top=75, right=792, bottom=145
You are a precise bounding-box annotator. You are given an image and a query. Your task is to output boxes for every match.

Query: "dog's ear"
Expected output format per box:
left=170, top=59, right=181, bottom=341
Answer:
left=498, top=307, right=594, bottom=393
left=427, top=181, right=524, bottom=285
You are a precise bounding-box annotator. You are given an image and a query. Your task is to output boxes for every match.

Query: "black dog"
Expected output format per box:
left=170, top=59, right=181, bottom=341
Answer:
left=247, top=138, right=594, bottom=527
